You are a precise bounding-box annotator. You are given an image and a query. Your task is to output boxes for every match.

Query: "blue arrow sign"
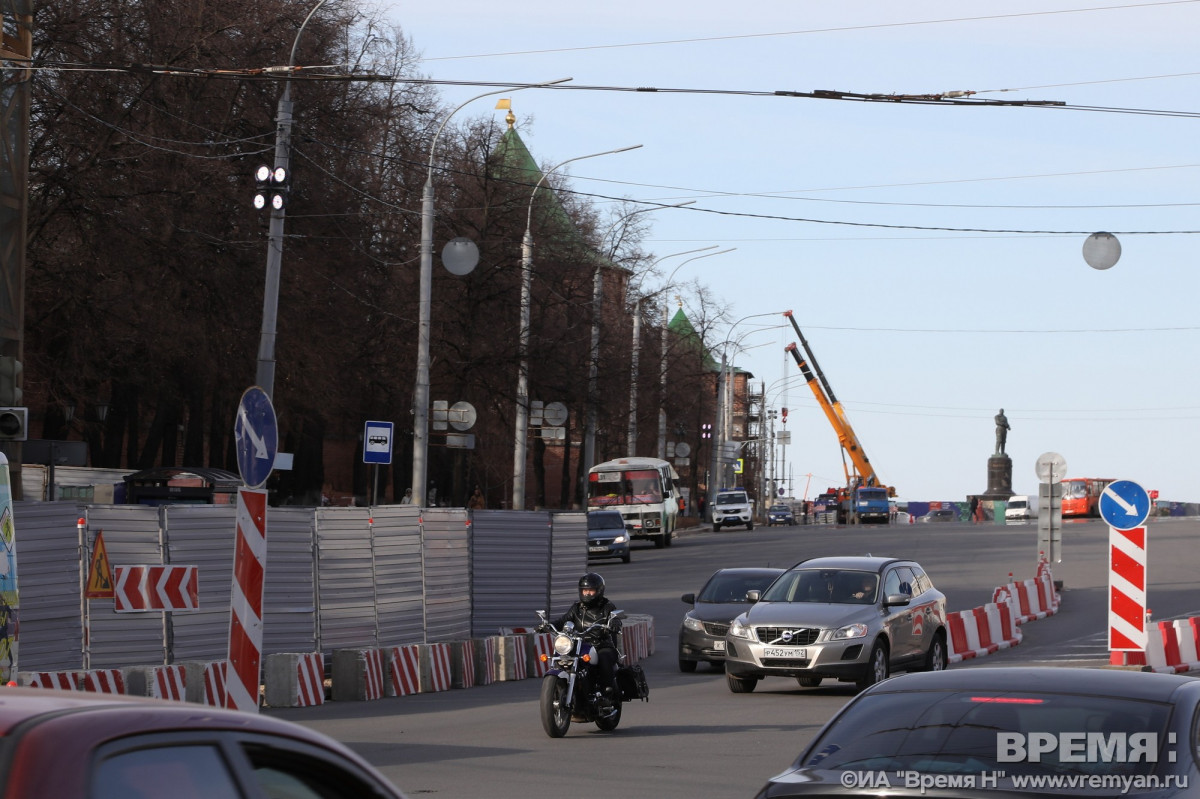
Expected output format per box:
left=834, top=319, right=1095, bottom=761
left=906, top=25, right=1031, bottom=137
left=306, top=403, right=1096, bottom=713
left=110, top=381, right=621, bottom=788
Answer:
left=363, top=421, right=394, bottom=465
left=1099, top=479, right=1151, bottom=531
left=234, top=387, right=278, bottom=489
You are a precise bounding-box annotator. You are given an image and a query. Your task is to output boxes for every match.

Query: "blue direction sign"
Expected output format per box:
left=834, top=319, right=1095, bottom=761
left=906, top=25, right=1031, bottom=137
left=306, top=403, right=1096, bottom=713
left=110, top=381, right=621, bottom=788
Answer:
left=1099, top=479, right=1151, bottom=530
left=363, top=421, right=394, bottom=465
left=234, top=387, right=278, bottom=488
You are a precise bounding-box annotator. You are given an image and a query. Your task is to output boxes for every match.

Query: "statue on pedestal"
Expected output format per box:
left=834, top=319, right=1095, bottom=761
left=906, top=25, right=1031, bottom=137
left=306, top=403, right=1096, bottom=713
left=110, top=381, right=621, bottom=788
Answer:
left=994, top=408, right=1010, bottom=456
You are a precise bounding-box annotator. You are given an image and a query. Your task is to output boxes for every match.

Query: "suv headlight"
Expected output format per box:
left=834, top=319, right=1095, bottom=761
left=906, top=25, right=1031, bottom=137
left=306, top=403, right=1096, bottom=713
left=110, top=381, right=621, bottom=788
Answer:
left=831, top=623, right=868, bottom=640
left=683, top=613, right=704, bottom=632
left=728, top=615, right=755, bottom=641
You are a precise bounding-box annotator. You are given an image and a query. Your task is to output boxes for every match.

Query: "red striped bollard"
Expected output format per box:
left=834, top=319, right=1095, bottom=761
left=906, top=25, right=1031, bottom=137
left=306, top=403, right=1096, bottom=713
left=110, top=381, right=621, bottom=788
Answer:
left=226, top=487, right=268, bottom=712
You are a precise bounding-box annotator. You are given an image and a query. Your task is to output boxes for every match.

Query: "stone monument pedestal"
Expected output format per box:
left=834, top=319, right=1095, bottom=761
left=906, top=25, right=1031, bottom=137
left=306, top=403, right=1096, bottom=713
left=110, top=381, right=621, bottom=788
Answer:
left=980, top=454, right=1013, bottom=500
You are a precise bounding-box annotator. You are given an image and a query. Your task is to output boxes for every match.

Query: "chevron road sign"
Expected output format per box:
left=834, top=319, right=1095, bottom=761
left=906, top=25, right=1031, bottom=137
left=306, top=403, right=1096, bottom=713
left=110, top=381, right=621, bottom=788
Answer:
left=114, top=565, right=199, bottom=612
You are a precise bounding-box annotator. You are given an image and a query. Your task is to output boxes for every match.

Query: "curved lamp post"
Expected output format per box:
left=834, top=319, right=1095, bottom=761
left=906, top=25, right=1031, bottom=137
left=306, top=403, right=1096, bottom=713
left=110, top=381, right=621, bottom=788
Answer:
left=513, top=143, right=642, bottom=510
left=410, top=79, right=570, bottom=507
left=583, top=200, right=694, bottom=500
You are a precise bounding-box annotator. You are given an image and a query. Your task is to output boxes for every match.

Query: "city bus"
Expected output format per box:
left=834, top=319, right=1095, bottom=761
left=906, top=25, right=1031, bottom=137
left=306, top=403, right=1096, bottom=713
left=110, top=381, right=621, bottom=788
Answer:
left=1061, top=477, right=1115, bottom=518
left=587, top=457, right=681, bottom=549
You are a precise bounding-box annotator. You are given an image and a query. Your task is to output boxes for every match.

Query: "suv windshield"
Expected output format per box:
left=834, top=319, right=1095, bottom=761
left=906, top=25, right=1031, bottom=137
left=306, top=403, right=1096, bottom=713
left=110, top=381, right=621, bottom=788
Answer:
left=716, top=492, right=747, bottom=505
left=761, top=569, right=878, bottom=604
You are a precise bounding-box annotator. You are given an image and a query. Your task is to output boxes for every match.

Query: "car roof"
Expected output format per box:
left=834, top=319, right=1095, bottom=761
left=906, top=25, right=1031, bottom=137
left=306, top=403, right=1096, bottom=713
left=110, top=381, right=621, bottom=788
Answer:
left=865, top=667, right=1198, bottom=702
left=708, top=567, right=786, bottom=578
left=787, top=555, right=906, bottom=572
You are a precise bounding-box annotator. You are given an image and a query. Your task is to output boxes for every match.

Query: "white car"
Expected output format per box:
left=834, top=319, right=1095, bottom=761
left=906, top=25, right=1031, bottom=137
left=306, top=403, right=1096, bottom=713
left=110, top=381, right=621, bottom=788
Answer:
left=712, top=489, right=753, bottom=531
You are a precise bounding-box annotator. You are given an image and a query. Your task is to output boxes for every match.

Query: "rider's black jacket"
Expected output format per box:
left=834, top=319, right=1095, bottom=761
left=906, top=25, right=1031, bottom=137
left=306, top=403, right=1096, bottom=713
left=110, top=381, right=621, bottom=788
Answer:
left=551, top=598, right=622, bottom=650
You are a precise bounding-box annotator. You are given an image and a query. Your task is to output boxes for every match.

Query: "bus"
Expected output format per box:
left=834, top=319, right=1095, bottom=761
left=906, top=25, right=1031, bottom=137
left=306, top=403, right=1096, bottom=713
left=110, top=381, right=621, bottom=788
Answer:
left=587, top=457, right=681, bottom=549
left=1061, top=477, right=1115, bottom=518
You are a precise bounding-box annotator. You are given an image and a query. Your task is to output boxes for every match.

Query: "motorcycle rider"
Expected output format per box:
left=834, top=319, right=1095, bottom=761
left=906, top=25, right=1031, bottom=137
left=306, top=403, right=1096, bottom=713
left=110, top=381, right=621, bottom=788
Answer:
left=543, top=572, right=622, bottom=708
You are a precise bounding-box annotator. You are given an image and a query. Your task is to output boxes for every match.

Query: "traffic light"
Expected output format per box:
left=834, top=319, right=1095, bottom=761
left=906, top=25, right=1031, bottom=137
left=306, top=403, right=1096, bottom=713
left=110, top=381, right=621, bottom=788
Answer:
left=0, top=407, right=26, bottom=441
left=0, top=356, right=20, bottom=405
left=252, top=164, right=289, bottom=211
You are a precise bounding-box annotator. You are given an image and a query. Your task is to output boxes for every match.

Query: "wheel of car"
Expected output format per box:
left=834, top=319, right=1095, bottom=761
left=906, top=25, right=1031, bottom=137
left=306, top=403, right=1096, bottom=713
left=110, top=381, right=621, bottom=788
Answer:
left=678, top=657, right=698, bottom=673
left=796, top=676, right=822, bottom=688
left=664, top=531, right=673, bottom=547
left=712, top=523, right=721, bottom=532
left=923, top=632, right=948, bottom=672
left=726, top=673, right=758, bottom=693
left=653, top=535, right=665, bottom=549
left=855, top=640, right=889, bottom=691
left=622, top=551, right=631, bottom=564
left=746, top=521, right=754, bottom=531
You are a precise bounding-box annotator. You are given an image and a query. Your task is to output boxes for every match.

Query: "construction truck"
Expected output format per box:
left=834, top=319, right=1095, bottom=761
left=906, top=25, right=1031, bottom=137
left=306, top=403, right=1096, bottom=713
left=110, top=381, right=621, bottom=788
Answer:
left=783, top=310, right=894, bottom=524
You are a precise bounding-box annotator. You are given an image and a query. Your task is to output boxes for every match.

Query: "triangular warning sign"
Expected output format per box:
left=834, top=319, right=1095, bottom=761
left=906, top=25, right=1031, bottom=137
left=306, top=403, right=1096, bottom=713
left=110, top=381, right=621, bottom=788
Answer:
left=85, top=530, right=115, bottom=599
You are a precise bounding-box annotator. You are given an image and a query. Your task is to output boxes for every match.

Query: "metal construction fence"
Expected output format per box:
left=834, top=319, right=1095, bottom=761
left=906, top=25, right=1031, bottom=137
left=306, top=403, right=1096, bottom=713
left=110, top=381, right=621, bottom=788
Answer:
left=13, top=502, right=586, bottom=673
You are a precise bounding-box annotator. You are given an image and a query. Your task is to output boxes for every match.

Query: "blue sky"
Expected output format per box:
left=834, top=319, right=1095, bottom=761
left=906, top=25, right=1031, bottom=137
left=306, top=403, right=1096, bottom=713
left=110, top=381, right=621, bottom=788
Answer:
left=393, top=1, right=1200, bottom=503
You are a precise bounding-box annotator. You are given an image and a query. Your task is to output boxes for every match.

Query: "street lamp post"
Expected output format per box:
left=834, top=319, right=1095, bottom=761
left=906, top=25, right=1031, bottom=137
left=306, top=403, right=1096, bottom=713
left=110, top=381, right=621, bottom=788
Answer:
left=513, top=144, right=642, bottom=511
left=583, top=200, right=694, bottom=495
left=255, top=0, right=330, bottom=399
left=624, top=246, right=718, bottom=456
left=410, top=79, right=570, bottom=508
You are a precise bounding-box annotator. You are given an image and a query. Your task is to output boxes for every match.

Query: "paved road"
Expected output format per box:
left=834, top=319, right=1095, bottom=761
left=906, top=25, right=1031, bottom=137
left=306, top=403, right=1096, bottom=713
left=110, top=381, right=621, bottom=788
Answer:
left=267, top=517, right=1200, bottom=799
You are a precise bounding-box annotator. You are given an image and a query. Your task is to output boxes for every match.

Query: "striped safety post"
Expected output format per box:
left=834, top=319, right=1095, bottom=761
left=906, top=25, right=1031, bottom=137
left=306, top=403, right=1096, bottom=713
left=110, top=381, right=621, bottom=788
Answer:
left=149, top=665, right=186, bottom=701
left=387, top=645, right=420, bottom=697
left=227, top=487, right=268, bottom=713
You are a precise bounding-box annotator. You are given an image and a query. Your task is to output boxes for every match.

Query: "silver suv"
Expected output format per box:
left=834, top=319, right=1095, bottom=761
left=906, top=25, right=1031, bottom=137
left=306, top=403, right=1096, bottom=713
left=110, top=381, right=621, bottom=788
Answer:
left=723, top=555, right=948, bottom=692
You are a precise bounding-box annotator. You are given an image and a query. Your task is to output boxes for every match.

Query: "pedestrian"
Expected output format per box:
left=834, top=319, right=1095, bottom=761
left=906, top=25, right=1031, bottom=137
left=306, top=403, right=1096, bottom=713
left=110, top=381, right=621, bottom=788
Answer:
left=400, top=488, right=412, bottom=504
left=468, top=486, right=486, bottom=510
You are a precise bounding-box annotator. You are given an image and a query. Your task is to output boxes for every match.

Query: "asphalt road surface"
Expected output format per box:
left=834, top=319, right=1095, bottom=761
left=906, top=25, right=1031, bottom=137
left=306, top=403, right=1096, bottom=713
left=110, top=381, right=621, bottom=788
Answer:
left=267, top=516, right=1200, bottom=799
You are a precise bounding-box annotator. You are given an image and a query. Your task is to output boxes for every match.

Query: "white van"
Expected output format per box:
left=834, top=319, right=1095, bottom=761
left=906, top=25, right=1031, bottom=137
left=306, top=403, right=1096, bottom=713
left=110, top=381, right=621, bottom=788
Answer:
left=1005, top=494, right=1038, bottom=520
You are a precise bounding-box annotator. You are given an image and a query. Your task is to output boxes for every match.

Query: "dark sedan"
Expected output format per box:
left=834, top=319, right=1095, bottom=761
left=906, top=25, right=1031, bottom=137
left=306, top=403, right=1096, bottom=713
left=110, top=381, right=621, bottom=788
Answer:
left=678, top=567, right=784, bottom=672
left=767, top=504, right=797, bottom=526
left=0, top=688, right=409, bottom=799
left=756, top=667, right=1198, bottom=798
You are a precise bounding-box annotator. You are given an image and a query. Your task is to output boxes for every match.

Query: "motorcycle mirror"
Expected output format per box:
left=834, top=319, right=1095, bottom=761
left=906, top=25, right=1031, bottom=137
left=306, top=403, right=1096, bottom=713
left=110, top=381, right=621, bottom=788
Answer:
left=611, top=610, right=627, bottom=620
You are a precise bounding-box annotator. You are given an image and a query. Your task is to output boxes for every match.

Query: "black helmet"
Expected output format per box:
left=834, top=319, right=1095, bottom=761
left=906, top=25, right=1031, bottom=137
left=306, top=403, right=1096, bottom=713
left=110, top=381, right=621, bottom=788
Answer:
left=578, top=572, right=605, bottom=607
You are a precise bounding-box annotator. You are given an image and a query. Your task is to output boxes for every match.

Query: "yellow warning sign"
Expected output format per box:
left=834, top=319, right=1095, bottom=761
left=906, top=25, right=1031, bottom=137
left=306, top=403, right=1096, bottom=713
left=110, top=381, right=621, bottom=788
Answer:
left=85, top=530, right=114, bottom=599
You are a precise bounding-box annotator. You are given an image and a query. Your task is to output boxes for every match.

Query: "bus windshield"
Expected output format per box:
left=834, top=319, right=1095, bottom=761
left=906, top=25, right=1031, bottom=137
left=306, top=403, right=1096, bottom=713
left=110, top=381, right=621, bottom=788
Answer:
left=588, top=469, right=663, bottom=507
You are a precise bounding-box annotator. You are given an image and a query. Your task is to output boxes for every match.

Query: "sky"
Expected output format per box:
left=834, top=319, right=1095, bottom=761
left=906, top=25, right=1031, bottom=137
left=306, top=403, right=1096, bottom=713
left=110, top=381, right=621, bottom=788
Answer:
left=390, top=1, right=1200, bottom=503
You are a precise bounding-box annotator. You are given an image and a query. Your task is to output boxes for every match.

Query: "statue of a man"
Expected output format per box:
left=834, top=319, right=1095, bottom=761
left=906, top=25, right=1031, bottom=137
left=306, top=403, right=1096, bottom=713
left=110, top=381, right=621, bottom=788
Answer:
left=994, top=408, right=1010, bottom=455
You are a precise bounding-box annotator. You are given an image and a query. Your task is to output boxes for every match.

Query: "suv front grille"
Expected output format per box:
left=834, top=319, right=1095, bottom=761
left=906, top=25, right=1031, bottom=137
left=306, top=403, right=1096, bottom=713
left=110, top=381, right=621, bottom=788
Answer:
left=755, top=627, right=820, bottom=646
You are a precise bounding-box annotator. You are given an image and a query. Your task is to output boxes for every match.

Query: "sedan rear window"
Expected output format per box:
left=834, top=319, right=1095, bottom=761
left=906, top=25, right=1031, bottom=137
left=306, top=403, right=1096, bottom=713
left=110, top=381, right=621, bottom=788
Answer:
left=802, top=690, right=1170, bottom=777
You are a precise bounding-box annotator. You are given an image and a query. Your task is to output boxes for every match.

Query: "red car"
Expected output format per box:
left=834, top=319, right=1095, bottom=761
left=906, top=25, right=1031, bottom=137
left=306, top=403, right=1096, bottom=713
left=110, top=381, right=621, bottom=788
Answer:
left=0, top=688, right=407, bottom=799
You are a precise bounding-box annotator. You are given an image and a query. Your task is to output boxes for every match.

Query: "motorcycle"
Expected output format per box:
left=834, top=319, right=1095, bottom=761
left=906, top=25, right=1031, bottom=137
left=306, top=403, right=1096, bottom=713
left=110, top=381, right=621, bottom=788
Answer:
left=534, top=608, right=630, bottom=737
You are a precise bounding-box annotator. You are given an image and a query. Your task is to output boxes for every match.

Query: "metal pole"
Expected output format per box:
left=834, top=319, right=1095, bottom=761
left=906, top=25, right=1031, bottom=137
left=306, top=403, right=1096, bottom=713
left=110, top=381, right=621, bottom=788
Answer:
left=413, top=79, right=570, bottom=508
left=626, top=299, right=641, bottom=455
left=255, top=0, right=329, bottom=399
left=513, top=144, right=642, bottom=511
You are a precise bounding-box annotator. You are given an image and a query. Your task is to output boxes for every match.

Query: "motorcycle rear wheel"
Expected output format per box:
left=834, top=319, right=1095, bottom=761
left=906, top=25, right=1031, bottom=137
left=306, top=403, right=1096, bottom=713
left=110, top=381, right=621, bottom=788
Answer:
left=540, top=675, right=572, bottom=738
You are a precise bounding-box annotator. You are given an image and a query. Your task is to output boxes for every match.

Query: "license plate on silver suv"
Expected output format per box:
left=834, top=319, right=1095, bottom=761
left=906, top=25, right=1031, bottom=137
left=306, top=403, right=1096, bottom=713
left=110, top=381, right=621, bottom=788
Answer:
left=763, top=647, right=805, bottom=659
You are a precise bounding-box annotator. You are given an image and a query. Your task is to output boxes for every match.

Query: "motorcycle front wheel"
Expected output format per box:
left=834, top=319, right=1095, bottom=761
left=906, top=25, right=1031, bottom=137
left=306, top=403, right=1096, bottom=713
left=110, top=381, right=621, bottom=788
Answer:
left=540, top=675, right=572, bottom=738
left=595, top=698, right=622, bottom=732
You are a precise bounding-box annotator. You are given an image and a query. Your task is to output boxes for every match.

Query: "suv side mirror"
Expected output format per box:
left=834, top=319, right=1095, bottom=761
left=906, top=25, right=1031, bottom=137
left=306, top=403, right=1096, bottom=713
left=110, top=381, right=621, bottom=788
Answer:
left=681, top=593, right=696, bottom=605
left=883, top=594, right=911, bottom=608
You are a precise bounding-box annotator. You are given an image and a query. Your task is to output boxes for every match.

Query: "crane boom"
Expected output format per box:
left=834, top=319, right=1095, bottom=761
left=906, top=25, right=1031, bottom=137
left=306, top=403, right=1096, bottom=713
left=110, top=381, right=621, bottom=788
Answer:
left=783, top=310, right=884, bottom=490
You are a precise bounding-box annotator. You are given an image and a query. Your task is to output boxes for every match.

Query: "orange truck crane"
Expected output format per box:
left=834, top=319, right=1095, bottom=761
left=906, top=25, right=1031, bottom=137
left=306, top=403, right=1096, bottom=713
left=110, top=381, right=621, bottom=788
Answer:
left=783, top=310, right=893, bottom=524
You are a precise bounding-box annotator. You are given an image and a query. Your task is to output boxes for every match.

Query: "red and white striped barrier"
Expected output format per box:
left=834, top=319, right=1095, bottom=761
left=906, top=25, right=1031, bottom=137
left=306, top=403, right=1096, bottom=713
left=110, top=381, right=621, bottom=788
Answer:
left=387, top=645, right=421, bottom=697
left=264, top=653, right=325, bottom=707
left=420, top=643, right=453, bottom=692
left=502, top=635, right=527, bottom=681
left=1136, top=616, right=1200, bottom=674
left=81, top=669, right=125, bottom=694
left=456, top=640, right=476, bottom=688
left=331, top=648, right=384, bottom=701
left=203, top=660, right=228, bottom=706
left=148, top=664, right=186, bottom=701
left=529, top=632, right=553, bottom=677
left=227, top=487, right=268, bottom=713
left=948, top=600, right=1021, bottom=663
left=1002, top=561, right=1060, bottom=624
left=473, top=637, right=498, bottom=686
left=20, top=671, right=80, bottom=689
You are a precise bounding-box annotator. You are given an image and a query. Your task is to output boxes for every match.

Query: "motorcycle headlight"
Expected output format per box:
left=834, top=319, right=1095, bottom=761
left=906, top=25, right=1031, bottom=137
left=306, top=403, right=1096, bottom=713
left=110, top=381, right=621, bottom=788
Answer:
left=553, top=634, right=573, bottom=655
left=728, top=615, right=755, bottom=641
left=831, top=623, right=868, bottom=640
left=683, top=613, right=704, bottom=632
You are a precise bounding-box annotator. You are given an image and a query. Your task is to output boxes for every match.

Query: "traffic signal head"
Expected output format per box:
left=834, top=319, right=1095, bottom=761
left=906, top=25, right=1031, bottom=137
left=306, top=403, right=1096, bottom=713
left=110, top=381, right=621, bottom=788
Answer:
left=0, top=407, right=27, bottom=441
left=0, top=356, right=20, bottom=406
left=253, top=165, right=289, bottom=211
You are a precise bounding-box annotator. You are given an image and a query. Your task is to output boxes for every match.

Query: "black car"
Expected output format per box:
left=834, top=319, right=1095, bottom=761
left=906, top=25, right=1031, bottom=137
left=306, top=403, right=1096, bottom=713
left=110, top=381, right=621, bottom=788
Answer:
left=756, top=667, right=1198, bottom=798
left=587, top=510, right=631, bottom=563
left=678, top=567, right=785, bottom=672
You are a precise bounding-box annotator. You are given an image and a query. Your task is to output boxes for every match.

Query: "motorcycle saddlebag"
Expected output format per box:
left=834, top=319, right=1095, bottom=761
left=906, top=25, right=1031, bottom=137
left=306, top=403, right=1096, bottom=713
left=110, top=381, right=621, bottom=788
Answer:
left=617, top=664, right=649, bottom=702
